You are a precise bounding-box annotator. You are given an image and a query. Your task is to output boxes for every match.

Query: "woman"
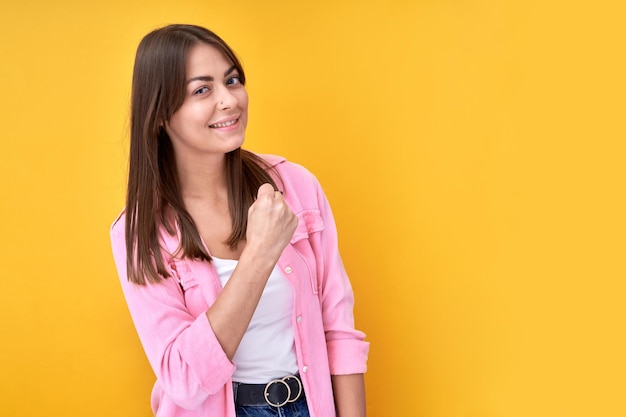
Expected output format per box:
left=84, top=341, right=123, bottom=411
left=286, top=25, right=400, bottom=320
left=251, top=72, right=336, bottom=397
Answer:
left=110, top=24, right=368, bottom=417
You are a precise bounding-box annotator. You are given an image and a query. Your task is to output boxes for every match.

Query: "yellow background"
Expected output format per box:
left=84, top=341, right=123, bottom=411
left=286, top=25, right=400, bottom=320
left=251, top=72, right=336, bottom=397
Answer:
left=1, top=1, right=625, bottom=416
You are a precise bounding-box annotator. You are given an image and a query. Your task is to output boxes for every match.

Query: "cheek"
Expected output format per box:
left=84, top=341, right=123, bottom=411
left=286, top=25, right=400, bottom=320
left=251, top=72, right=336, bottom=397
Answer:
left=176, top=105, right=210, bottom=126
left=166, top=114, right=186, bottom=135
left=238, top=90, right=249, bottom=110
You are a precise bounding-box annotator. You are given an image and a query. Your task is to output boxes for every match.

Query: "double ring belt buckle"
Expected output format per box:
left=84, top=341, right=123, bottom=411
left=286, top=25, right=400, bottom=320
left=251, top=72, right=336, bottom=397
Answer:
left=263, top=375, right=303, bottom=407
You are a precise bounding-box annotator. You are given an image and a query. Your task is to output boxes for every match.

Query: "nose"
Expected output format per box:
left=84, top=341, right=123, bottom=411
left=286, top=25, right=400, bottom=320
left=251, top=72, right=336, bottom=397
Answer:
left=216, top=85, right=237, bottom=110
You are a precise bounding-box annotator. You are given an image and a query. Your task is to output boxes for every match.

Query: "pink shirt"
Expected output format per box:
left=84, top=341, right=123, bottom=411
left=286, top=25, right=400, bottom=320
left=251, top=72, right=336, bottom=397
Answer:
left=110, top=155, right=369, bottom=417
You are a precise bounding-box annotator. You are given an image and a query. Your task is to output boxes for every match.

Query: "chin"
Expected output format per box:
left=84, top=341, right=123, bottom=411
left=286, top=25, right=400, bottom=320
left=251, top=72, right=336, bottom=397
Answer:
left=224, top=136, right=246, bottom=153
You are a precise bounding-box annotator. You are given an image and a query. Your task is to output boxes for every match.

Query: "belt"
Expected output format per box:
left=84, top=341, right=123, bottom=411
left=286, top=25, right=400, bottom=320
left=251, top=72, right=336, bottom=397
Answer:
left=233, top=374, right=304, bottom=408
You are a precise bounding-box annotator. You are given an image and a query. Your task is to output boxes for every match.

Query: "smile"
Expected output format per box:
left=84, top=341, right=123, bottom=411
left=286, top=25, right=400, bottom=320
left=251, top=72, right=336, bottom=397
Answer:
left=209, top=118, right=238, bottom=128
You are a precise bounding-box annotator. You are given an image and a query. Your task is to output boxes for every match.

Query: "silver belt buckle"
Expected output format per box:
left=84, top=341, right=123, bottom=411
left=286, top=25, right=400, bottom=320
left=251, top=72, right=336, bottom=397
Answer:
left=263, top=375, right=303, bottom=407
left=282, top=375, right=303, bottom=403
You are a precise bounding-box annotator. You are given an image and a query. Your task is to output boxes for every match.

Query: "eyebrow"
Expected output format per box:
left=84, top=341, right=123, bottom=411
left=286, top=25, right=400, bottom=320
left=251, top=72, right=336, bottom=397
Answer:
left=186, top=65, right=238, bottom=85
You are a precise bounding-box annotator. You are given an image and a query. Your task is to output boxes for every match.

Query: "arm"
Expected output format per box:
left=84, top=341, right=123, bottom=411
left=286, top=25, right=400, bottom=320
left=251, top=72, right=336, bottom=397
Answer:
left=312, top=177, right=369, bottom=373
left=111, top=226, right=229, bottom=409
left=206, top=184, right=297, bottom=359
left=308, top=175, right=369, bottom=413
left=110, top=184, right=297, bottom=409
left=332, top=374, right=367, bottom=417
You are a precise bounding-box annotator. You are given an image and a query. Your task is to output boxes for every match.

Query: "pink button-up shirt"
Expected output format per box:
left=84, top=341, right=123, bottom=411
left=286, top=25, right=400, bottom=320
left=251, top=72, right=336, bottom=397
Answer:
left=110, top=155, right=369, bottom=417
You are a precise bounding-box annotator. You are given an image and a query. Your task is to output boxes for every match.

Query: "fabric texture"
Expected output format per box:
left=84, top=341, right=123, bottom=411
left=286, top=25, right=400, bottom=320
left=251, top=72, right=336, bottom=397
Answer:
left=110, top=154, right=369, bottom=417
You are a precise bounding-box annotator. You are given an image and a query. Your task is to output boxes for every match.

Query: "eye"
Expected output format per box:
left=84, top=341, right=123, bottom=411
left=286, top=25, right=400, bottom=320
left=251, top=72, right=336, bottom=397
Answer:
left=226, top=75, right=241, bottom=86
left=193, top=86, right=210, bottom=95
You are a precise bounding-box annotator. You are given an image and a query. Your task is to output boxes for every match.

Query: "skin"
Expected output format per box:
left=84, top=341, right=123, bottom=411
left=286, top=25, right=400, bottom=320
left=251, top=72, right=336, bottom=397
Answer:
left=165, top=42, right=365, bottom=417
left=165, top=43, right=250, bottom=263
left=333, top=374, right=367, bottom=417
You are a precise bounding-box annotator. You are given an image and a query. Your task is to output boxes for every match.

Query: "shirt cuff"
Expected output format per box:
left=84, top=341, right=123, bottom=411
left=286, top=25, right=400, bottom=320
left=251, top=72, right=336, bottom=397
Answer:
left=177, top=313, right=236, bottom=394
left=327, top=339, right=370, bottom=375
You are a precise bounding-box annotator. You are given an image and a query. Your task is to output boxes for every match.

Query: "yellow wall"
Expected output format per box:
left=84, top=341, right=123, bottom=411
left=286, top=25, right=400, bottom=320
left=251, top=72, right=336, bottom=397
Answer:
left=1, top=1, right=625, bottom=416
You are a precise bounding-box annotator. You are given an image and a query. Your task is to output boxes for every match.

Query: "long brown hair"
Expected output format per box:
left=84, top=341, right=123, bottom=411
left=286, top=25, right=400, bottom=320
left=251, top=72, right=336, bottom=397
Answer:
left=126, top=24, right=278, bottom=285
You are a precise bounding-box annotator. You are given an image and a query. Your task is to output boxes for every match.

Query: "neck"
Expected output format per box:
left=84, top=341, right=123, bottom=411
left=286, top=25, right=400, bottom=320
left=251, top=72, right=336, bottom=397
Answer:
left=176, top=153, right=229, bottom=202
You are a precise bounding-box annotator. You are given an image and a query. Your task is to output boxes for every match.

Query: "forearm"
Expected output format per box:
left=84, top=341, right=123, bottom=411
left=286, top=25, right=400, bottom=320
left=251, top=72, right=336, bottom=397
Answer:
left=205, top=183, right=297, bottom=359
left=331, top=373, right=366, bottom=417
left=206, top=249, right=276, bottom=360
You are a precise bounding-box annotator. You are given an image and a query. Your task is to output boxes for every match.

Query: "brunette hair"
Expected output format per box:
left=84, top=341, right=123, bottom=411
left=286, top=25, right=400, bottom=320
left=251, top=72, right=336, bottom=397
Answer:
left=126, top=24, right=278, bottom=285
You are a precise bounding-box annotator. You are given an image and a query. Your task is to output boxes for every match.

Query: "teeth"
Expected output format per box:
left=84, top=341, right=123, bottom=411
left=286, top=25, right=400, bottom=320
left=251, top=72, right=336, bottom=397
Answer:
left=210, top=119, right=237, bottom=128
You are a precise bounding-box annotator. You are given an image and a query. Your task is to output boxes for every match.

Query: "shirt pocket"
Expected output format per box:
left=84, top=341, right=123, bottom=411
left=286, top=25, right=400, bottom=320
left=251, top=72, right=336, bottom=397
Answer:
left=169, top=260, right=208, bottom=318
left=290, top=209, right=325, bottom=295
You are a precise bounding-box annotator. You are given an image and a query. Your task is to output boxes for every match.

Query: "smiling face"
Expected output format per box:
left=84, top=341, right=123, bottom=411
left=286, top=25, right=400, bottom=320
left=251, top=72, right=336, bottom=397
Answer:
left=165, top=42, right=248, bottom=164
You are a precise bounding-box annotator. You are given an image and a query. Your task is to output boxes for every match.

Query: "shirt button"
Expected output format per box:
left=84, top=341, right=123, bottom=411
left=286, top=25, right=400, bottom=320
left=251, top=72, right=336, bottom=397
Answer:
left=296, top=315, right=302, bottom=323
left=284, top=266, right=293, bottom=274
left=302, top=366, right=308, bottom=373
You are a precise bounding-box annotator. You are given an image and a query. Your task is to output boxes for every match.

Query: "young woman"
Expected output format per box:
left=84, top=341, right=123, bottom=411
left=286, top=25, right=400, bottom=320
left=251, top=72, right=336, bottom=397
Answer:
left=110, top=24, right=368, bottom=417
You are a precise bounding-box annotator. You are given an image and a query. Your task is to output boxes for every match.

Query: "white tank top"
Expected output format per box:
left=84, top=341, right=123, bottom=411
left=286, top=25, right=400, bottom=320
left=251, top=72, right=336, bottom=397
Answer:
left=211, top=256, right=298, bottom=383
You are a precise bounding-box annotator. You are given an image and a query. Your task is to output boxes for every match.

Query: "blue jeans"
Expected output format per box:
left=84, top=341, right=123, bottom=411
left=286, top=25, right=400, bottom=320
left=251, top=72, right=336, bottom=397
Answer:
left=235, top=395, right=310, bottom=417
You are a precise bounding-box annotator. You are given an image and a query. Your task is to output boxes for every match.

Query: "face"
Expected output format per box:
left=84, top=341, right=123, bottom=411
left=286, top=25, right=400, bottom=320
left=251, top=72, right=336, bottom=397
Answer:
left=165, top=43, right=248, bottom=163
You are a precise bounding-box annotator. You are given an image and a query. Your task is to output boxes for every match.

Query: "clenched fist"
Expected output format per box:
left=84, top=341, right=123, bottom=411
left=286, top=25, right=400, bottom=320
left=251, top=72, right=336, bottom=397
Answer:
left=245, top=183, right=298, bottom=262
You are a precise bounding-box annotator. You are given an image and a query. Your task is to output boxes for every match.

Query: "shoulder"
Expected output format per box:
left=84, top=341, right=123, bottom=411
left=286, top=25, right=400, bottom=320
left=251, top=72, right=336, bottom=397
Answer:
left=257, top=153, right=325, bottom=214
left=110, top=209, right=127, bottom=254
left=111, top=209, right=126, bottom=235
left=258, top=153, right=320, bottom=189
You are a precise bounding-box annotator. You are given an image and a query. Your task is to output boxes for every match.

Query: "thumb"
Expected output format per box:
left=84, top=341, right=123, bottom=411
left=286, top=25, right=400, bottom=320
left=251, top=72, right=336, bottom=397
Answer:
left=257, top=183, right=275, bottom=199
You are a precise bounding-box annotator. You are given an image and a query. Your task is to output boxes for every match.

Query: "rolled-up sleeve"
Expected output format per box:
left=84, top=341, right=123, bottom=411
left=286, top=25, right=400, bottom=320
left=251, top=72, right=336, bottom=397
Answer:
left=110, top=217, right=235, bottom=410
left=313, top=179, right=370, bottom=375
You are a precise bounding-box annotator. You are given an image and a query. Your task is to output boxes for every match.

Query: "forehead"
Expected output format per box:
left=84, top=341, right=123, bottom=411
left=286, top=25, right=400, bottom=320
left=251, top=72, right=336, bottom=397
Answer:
left=186, top=43, right=233, bottom=77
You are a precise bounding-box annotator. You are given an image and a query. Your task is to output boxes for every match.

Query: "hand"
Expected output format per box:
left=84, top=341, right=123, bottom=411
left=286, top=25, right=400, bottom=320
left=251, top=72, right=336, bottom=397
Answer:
left=245, top=183, right=298, bottom=262
left=205, top=184, right=296, bottom=359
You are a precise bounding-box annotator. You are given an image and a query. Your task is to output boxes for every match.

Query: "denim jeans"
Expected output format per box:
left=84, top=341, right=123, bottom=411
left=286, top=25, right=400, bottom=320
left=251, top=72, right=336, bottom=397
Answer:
left=235, top=395, right=310, bottom=417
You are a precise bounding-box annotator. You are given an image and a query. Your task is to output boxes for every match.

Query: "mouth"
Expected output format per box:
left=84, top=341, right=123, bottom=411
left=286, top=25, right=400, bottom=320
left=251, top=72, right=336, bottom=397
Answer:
left=209, top=117, right=239, bottom=128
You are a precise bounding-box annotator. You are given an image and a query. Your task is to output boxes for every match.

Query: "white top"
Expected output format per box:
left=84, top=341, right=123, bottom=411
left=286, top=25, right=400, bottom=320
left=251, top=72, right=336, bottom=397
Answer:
left=211, top=256, right=298, bottom=383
